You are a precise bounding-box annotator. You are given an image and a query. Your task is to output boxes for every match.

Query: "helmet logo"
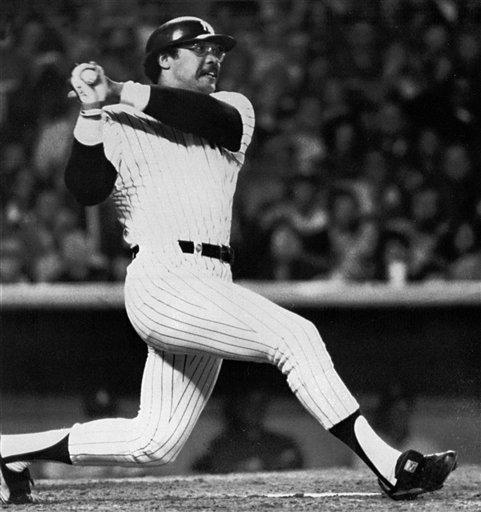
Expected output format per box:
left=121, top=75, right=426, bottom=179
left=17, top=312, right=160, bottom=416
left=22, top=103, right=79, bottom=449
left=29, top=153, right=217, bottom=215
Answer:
left=200, top=19, right=214, bottom=34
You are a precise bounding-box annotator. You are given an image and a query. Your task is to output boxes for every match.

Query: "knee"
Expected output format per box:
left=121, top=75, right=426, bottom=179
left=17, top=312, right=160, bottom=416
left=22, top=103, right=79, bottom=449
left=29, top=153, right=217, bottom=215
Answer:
left=131, top=439, right=178, bottom=466
left=296, top=317, right=325, bottom=346
left=127, top=423, right=183, bottom=466
left=286, top=317, right=332, bottom=361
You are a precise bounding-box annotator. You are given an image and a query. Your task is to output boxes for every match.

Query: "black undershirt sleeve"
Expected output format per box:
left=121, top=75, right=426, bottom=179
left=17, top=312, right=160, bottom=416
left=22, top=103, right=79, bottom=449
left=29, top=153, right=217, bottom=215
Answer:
left=64, top=140, right=117, bottom=206
left=144, top=86, right=243, bottom=152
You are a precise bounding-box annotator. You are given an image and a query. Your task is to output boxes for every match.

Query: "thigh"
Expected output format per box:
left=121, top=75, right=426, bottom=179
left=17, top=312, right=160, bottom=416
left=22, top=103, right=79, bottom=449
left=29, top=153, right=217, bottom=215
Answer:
left=125, top=262, right=316, bottom=363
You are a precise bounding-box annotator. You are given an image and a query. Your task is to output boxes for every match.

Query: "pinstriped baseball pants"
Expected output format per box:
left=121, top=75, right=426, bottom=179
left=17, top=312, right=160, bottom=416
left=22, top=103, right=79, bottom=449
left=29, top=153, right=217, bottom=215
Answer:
left=68, top=254, right=359, bottom=466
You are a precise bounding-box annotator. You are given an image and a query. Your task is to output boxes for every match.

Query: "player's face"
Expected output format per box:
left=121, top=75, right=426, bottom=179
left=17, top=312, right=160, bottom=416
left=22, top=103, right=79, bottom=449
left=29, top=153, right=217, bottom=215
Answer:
left=160, top=42, right=225, bottom=94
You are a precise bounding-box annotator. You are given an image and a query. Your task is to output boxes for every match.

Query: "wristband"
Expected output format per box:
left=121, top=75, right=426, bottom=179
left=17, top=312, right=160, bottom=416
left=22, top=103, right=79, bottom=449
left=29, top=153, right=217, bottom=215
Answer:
left=80, top=102, right=104, bottom=117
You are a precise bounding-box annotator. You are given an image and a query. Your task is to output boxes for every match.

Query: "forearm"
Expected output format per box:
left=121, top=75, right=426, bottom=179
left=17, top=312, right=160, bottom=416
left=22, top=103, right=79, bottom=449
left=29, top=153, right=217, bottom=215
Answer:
left=65, top=116, right=117, bottom=205
left=120, top=82, right=242, bottom=151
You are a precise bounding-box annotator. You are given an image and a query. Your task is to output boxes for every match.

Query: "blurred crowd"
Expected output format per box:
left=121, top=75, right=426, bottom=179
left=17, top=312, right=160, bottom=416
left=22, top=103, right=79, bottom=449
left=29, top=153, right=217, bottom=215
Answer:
left=1, top=0, right=481, bottom=284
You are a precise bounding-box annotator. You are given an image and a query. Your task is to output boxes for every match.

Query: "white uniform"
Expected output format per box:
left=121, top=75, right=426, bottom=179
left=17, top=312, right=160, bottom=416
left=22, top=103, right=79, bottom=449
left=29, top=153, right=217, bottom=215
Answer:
left=68, top=91, right=359, bottom=466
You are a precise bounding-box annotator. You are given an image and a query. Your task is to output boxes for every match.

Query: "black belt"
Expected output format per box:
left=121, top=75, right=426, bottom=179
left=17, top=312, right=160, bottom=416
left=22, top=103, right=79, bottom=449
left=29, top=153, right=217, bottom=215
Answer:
left=131, top=241, right=234, bottom=264
left=178, top=240, right=234, bottom=264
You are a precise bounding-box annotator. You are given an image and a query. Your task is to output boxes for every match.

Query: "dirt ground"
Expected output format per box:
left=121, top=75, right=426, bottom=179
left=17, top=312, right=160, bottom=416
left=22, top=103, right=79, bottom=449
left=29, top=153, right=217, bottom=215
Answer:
left=6, top=465, right=480, bottom=511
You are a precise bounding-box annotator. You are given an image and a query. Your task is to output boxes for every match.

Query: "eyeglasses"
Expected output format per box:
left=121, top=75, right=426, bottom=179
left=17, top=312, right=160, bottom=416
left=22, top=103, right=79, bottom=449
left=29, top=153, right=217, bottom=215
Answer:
left=179, top=42, right=226, bottom=62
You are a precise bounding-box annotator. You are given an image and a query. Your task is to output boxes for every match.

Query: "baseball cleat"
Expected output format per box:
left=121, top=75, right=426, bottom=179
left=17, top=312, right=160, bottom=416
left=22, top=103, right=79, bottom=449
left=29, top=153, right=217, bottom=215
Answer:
left=378, top=449, right=457, bottom=501
left=0, top=459, right=36, bottom=505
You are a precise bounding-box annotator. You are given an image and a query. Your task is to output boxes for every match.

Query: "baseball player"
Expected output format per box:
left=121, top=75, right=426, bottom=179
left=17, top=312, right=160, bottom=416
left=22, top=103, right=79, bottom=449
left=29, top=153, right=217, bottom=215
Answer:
left=0, top=17, right=457, bottom=504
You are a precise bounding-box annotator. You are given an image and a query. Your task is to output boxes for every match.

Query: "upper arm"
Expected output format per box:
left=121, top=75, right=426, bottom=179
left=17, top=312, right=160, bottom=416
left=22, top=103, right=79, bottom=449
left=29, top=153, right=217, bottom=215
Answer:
left=144, top=86, right=245, bottom=151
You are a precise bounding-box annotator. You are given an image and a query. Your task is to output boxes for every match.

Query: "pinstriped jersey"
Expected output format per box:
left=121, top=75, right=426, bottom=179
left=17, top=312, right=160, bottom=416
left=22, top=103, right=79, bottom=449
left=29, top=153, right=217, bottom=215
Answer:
left=101, top=91, right=254, bottom=260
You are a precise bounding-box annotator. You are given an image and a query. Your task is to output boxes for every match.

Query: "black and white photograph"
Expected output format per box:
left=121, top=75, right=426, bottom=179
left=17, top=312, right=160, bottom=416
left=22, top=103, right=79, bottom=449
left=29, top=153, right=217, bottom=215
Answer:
left=1, top=0, right=480, bottom=510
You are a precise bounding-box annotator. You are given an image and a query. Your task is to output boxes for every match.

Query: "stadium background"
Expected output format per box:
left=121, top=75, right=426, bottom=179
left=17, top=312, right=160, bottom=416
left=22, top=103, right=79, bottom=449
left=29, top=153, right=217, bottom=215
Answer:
left=1, top=0, right=480, bottom=479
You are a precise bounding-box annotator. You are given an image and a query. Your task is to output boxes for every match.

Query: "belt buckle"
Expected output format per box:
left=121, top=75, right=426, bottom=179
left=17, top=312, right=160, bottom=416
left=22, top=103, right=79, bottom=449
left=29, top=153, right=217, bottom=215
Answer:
left=195, top=242, right=202, bottom=255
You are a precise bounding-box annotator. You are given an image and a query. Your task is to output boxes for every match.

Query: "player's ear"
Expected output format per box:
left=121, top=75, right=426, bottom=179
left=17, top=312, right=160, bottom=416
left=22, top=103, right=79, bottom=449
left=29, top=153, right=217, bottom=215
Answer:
left=158, top=53, right=171, bottom=70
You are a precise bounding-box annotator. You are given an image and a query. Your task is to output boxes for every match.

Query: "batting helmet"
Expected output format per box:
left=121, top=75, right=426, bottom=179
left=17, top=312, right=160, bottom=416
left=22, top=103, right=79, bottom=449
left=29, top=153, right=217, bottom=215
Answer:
left=144, top=16, right=236, bottom=83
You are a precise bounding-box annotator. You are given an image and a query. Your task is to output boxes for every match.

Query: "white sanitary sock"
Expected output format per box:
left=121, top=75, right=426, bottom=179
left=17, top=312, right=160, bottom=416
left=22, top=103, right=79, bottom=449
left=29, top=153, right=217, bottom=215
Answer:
left=354, top=416, right=401, bottom=485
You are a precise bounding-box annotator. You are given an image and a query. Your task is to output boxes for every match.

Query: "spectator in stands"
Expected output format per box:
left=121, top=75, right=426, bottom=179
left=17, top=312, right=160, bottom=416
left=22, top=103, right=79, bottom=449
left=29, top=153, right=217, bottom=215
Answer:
left=444, top=220, right=481, bottom=280
left=269, top=222, right=301, bottom=281
left=99, top=24, right=143, bottom=82
left=0, top=142, right=27, bottom=209
left=62, top=4, right=101, bottom=64
left=413, top=128, right=443, bottom=179
left=31, top=250, right=63, bottom=283
left=0, top=234, right=29, bottom=283
left=344, top=20, right=381, bottom=105
left=192, top=388, right=303, bottom=474
left=283, top=31, right=310, bottom=93
left=374, top=101, right=410, bottom=160
left=319, top=78, right=350, bottom=128
left=52, top=205, right=80, bottom=241
left=454, top=29, right=481, bottom=83
left=327, top=188, right=379, bottom=282
left=3, top=161, right=36, bottom=230
left=252, top=71, right=287, bottom=140
left=323, top=116, right=362, bottom=182
left=288, top=96, right=326, bottom=178
left=32, top=104, right=75, bottom=191
left=0, top=23, right=29, bottom=135
left=405, top=186, right=448, bottom=281
left=231, top=173, right=286, bottom=280
left=421, top=24, right=452, bottom=83
left=381, top=40, right=421, bottom=100
left=269, top=220, right=329, bottom=281
left=57, top=229, right=110, bottom=282
left=18, top=190, right=63, bottom=274
left=257, top=176, right=332, bottom=280
left=438, top=144, right=480, bottom=226
left=379, top=181, right=410, bottom=235
left=375, top=229, right=410, bottom=286
left=353, top=149, right=390, bottom=215
left=289, top=177, right=329, bottom=236
left=110, top=253, right=131, bottom=282
left=255, top=134, right=296, bottom=181
left=23, top=190, right=63, bottom=249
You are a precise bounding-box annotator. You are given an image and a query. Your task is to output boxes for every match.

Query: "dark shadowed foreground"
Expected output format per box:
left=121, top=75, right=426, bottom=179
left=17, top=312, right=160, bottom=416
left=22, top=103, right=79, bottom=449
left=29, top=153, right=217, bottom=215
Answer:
left=8, top=466, right=480, bottom=511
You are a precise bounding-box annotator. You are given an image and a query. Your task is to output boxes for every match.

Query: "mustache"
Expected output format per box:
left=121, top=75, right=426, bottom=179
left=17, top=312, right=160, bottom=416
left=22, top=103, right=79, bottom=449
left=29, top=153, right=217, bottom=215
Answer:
left=198, top=63, right=220, bottom=76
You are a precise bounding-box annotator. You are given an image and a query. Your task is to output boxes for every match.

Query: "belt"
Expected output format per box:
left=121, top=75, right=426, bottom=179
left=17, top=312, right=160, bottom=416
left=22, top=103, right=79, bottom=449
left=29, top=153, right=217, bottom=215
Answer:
left=178, top=240, right=234, bottom=264
left=131, top=241, right=234, bottom=264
